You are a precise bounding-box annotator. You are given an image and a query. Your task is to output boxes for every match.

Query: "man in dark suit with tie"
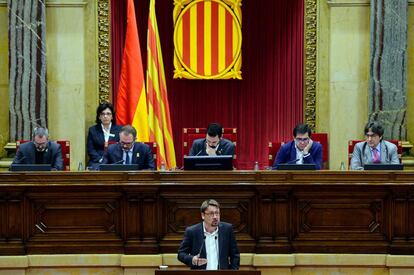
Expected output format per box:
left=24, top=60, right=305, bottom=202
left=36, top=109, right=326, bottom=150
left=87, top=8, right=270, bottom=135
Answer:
left=177, top=199, right=240, bottom=270
left=12, top=127, right=63, bottom=171
left=102, top=125, right=155, bottom=170
left=189, top=123, right=235, bottom=156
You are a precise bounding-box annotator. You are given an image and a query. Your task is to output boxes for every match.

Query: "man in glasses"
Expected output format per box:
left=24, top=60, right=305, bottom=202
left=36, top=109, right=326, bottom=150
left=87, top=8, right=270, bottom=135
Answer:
left=272, top=123, right=322, bottom=170
left=12, top=127, right=63, bottom=170
left=189, top=123, right=234, bottom=156
left=350, top=121, right=399, bottom=170
left=178, top=199, right=240, bottom=270
left=102, top=125, right=154, bottom=170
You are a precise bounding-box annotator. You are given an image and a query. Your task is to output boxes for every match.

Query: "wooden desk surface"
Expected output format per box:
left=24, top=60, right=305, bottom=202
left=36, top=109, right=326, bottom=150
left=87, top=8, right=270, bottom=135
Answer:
left=0, top=171, right=413, bottom=255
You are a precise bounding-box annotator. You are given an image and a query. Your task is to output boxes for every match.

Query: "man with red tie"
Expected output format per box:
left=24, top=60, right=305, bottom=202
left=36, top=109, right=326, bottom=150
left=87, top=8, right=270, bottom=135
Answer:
left=350, top=121, right=400, bottom=170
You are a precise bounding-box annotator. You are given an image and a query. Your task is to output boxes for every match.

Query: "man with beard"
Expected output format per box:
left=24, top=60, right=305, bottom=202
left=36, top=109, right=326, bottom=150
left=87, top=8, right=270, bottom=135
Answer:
left=102, top=125, right=155, bottom=170
left=350, top=121, right=399, bottom=170
left=12, top=127, right=63, bottom=171
left=189, top=123, right=234, bottom=157
left=177, top=199, right=240, bottom=270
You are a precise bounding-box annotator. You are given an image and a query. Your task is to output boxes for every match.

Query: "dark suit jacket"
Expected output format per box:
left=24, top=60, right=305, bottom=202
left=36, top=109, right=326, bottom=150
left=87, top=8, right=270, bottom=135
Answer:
left=177, top=222, right=240, bottom=270
left=87, top=124, right=121, bottom=168
left=102, top=142, right=155, bottom=170
left=12, top=141, right=64, bottom=171
left=272, top=140, right=323, bottom=170
left=189, top=138, right=235, bottom=156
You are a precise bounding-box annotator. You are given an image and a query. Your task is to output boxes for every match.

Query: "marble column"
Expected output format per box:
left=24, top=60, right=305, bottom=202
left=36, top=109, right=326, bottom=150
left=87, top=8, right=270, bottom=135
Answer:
left=8, top=0, right=47, bottom=141
left=369, top=0, right=407, bottom=140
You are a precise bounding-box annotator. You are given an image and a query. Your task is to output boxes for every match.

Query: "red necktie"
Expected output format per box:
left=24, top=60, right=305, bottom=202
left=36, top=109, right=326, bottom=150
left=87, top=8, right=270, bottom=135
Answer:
left=373, top=148, right=380, bottom=163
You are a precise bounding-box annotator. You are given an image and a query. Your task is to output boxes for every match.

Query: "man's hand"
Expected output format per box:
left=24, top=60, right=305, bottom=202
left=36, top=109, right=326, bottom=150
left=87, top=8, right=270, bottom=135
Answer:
left=192, top=255, right=208, bottom=266
left=303, top=139, right=313, bottom=155
left=206, top=146, right=217, bottom=156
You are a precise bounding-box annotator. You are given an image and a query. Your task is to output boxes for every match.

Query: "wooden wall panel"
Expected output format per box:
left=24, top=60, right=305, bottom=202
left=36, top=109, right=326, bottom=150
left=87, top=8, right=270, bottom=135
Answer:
left=0, top=171, right=413, bottom=255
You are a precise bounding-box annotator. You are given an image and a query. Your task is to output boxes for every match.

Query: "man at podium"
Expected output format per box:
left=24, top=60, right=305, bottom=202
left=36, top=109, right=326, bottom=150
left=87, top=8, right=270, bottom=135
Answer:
left=178, top=199, right=240, bottom=270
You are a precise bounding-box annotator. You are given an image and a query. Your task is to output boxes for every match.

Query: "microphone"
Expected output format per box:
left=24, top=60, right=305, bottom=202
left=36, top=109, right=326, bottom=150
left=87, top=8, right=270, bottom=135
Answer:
left=285, top=158, right=300, bottom=164
left=196, top=236, right=206, bottom=267
left=194, top=147, right=204, bottom=156
left=215, top=235, right=220, bottom=270
left=111, top=159, right=125, bottom=165
left=13, top=155, right=26, bottom=164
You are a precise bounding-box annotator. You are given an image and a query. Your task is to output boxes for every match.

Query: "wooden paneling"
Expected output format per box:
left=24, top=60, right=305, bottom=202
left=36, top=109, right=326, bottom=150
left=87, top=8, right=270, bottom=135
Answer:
left=0, top=171, right=414, bottom=255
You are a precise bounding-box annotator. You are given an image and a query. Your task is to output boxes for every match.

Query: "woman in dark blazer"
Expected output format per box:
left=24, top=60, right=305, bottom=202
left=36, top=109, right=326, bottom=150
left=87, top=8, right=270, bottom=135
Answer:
left=87, top=103, right=122, bottom=169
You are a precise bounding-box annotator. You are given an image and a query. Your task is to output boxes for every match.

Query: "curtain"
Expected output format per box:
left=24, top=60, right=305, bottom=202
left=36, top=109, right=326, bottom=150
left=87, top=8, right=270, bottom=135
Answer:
left=111, top=0, right=304, bottom=169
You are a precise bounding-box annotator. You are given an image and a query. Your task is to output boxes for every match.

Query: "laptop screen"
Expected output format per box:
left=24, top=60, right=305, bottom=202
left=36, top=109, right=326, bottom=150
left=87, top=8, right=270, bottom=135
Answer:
left=184, top=155, right=233, bottom=170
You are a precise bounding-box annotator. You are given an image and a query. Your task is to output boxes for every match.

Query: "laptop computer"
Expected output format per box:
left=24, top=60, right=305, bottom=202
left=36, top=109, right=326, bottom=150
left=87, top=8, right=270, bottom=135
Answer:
left=274, top=163, right=317, bottom=170
left=99, top=164, right=139, bottom=171
left=184, top=155, right=233, bottom=170
left=363, top=164, right=404, bottom=170
left=9, top=164, right=52, bottom=171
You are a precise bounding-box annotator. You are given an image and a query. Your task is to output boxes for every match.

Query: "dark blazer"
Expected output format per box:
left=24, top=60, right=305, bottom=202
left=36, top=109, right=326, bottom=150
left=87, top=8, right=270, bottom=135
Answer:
left=189, top=138, right=235, bottom=156
left=177, top=222, right=240, bottom=270
left=87, top=124, right=121, bottom=168
left=12, top=141, right=64, bottom=171
left=102, top=142, right=155, bottom=170
left=272, top=140, right=323, bottom=170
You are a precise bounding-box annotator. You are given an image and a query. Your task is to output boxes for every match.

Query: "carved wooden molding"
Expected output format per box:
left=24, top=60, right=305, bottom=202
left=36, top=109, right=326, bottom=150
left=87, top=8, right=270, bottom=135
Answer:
left=304, top=0, right=317, bottom=128
left=97, top=0, right=111, bottom=103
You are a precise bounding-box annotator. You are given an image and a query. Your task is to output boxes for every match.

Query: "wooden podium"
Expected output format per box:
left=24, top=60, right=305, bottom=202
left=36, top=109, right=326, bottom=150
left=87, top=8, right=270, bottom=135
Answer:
left=155, top=271, right=260, bottom=275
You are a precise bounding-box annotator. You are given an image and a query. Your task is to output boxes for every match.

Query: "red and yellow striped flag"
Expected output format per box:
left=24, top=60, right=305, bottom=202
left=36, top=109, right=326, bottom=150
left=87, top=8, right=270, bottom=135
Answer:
left=147, top=0, right=176, bottom=169
left=116, top=0, right=149, bottom=141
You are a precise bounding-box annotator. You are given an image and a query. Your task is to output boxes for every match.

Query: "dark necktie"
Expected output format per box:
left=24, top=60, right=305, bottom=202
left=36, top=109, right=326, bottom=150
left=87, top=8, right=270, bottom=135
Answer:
left=125, top=152, right=130, bottom=164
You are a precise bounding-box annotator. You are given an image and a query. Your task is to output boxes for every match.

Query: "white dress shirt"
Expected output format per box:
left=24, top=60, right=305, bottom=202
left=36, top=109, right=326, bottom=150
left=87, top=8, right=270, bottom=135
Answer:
left=203, top=223, right=219, bottom=270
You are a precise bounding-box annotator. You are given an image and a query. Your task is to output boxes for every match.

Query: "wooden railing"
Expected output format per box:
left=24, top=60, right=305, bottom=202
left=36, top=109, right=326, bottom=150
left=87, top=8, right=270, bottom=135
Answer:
left=0, top=170, right=413, bottom=255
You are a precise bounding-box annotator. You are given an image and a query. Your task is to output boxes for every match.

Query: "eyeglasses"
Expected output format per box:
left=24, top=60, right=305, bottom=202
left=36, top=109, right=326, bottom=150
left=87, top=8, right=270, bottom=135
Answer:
left=100, top=112, right=112, bottom=117
left=295, top=137, right=309, bottom=142
left=120, top=141, right=134, bottom=148
left=204, top=211, right=220, bottom=217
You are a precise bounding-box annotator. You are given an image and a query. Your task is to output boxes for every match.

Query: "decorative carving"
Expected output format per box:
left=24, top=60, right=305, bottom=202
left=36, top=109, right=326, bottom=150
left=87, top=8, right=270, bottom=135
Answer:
left=304, top=0, right=317, bottom=128
left=98, top=0, right=111, bottom=103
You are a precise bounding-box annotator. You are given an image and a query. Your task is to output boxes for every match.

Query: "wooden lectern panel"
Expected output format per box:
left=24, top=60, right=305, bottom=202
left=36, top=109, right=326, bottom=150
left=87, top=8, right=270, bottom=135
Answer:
left=0, top=171, right=414, bottom=254
left=155, top=271, right=260, bottom=275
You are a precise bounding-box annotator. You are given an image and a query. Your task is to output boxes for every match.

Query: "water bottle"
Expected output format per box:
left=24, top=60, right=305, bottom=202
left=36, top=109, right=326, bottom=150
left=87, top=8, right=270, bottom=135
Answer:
left=340, top=161, right=345, bottom=171
left=77, top=162, right=84, bottom=171
left=254, top=161, right=259, bottom=171
left=160, top=161, right=166, bottom=171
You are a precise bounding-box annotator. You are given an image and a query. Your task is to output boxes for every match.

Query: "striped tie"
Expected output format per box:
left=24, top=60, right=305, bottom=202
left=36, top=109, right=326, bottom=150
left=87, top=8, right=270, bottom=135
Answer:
left=373, top=148, right=380, bottom=163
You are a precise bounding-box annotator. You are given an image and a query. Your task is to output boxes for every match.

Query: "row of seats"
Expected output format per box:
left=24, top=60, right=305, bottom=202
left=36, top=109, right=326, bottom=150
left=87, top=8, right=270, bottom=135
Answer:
left=16, top=129, right=403, bottom=170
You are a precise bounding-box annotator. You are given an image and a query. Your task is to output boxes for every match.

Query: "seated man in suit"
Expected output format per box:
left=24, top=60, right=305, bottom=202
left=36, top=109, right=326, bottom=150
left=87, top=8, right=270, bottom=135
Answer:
left=102, top=125, right=155, bottom=170
left=272, top=123, right=323, bottom=170
left=178, top=199, right=240, bottom=270
left=12, top=127, right=63, bottom=171
left=189, top=123, right=234, bottom=156
left=350, top=121, right=399, bottom=170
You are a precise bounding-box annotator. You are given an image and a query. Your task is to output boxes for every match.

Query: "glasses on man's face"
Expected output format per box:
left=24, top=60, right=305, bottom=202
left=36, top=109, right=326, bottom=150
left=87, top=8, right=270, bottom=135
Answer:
left=295, top=137, right=309, bottom=142
left=120, top=141, right=134, bottom=147
left=100, top=112, right=112, bottom=117
left=204, top=211, right=220, bottom=217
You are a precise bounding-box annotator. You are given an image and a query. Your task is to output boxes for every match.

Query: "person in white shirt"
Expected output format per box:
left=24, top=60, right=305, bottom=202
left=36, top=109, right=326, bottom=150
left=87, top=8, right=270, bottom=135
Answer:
left=177, top=199, right=240, bottom=270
